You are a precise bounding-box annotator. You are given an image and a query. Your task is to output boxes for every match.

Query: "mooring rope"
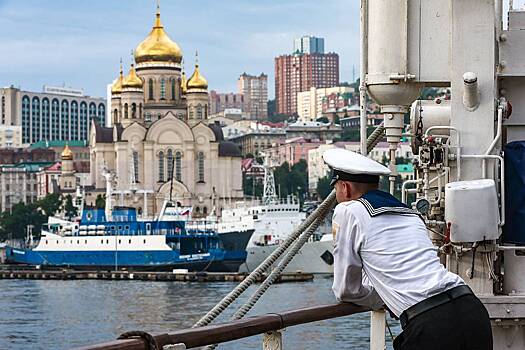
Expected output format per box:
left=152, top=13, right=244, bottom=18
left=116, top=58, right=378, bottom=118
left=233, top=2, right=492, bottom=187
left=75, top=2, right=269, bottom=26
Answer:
left=193, top=123, right=386, bottom=331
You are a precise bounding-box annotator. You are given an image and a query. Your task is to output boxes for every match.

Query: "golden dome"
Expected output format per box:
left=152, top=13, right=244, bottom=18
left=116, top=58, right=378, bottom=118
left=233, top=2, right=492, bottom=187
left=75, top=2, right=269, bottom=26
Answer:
left=61, top=144, right=73, bottom=160
left=181, top=70, right=187, bottom=94
left=111, top=65, right=124, bottom=94
left=122, top=64, right=143, bottom=89
left=187, top=63, right=208, bottom=90
left=134, top=7, right=183, bottom=64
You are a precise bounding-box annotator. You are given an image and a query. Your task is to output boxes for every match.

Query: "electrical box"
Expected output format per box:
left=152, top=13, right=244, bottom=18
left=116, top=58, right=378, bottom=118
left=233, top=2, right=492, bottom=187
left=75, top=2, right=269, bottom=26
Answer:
left=445, top=179, right=500, bottom=242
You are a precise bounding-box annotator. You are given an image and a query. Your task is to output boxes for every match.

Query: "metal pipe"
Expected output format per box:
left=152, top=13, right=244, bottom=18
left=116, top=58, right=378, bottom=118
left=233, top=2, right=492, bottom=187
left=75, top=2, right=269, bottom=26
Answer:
left=401, top=179, right=421, bottom=204
left=462, top=72, right=480, bottom=111
left=482, top=106, right=503, bottom=178
left=498, top=245, right=525, bottom=251
left=425, top=126, right=461, bottom=180
left=389, top=148, right=396, bottom=194
left=359, top=0, right=369, bottom=155
left=461, top=154, right=505, bottom=226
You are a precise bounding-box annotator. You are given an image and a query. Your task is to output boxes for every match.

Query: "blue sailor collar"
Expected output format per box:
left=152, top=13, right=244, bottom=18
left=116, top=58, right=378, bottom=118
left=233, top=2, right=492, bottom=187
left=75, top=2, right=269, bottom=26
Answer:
left=356, top=190, right=421, bottom=217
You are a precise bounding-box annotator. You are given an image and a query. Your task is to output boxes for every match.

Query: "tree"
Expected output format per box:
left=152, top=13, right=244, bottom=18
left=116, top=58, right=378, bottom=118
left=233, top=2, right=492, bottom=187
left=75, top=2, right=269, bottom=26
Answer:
left=316, top=175, right=332, bottom=200
left=243, top=177, right=263, bottom=198
left=273, top=160, right=309, bottom=201
left=0, top=202, right=46, bottom=240
left=64, top=195, right=78, bottom=220
left=37, top=193, right=62, bottom=217
left=334, top=115, right=341, bottom=125
left=95, top=194, right=106, bottom=209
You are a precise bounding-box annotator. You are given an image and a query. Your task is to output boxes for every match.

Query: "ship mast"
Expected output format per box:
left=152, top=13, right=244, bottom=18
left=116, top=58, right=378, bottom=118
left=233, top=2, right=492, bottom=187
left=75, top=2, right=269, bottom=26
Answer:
left=262, top=154, right=278, bottom=205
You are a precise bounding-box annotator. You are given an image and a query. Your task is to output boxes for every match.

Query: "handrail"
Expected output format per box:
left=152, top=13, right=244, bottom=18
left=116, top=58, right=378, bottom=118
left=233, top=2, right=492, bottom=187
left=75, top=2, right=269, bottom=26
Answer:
left=73, top=303, right=369, bottom=350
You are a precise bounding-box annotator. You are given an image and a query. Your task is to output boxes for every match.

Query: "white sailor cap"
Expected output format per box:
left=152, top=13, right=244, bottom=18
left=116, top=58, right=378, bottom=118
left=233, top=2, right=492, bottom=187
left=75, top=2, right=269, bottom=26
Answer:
left=322, top=148, right=391, bottom=186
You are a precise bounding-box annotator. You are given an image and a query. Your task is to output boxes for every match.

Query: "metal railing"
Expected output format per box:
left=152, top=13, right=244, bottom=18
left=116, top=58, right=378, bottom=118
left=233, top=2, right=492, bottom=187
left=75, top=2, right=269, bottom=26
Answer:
left=73, top=303, right=369, bottom=350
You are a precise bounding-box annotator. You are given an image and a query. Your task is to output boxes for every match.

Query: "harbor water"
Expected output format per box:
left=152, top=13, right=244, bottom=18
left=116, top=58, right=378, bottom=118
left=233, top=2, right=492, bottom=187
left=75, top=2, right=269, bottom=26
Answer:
left=0, top=276, right=400, bottom=349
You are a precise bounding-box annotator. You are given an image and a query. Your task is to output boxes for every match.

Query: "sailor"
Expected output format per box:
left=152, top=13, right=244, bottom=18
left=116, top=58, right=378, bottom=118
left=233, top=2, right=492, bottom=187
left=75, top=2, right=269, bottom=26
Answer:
left=323, top=148, right=492, bottom=350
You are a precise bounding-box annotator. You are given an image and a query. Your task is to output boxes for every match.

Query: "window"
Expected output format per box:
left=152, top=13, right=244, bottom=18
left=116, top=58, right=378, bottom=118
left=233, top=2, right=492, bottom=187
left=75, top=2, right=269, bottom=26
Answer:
left=148, top=79, right=154, bottom=100
left=197, top=152, right=205, bottom=182
left=175, top=151, right=182, bottom=182
left=189, top=106, right=194, bottom=118
left=51, top=99, right=59, bottom=140
left=167, top=149, right=174, bottom=180
left=71, top=101, right=79, bottom=140
left=131, top=103, right=137, bottom=118
left=80, top=102, right=88, bottom=140
left=160, top=78, right=166, bottom=99
left=31, top=97, right=40, bottom=143
left=196, top=104, right=203, bottom=119
left=89, top=102, right=97, bottom=121
left=171, top=79, right=176, bottom=100
left=42, top=98, right=50, bottom=140
left=158, top=151, right=165, bottom=182
left=133, top=151, right=139, bottom=183
left=61, top=100, right=69, bottom=140
left=124, top=103, right=128, bottom=119
left=98, top=103, right=105, bottom=125
left=22, top=96, right=30, bottom=143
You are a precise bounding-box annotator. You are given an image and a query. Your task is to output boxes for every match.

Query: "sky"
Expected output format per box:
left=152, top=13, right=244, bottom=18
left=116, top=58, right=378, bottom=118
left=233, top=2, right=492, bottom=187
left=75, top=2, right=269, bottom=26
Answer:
left=0, top=0, right=361, bottom=99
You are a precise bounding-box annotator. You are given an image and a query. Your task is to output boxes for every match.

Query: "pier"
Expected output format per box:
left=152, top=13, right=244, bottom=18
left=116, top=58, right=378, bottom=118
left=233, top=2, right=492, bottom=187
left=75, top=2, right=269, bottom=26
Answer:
left=0, top=266, right=313, bottom=283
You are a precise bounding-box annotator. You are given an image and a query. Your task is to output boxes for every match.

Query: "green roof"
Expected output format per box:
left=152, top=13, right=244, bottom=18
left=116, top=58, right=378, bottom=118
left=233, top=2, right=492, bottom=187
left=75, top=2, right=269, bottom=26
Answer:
left=0, top=162, right=55, bottom=172
left=30, top=140, right=87, bottom=149
left=396, top=163, right=414, bottom=173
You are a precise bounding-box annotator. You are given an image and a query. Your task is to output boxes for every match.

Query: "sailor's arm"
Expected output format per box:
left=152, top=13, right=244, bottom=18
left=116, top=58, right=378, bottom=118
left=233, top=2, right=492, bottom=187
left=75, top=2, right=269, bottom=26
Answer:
left=332, top=204, right=383, bottom=309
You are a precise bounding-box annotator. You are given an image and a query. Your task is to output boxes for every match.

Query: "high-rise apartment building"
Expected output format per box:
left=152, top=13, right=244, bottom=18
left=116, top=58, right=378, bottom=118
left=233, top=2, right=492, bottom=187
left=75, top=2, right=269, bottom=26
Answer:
left=294, top=36, right=325, bottom=54
left=238, top=73, right=268, bottom=119
left=0, top=86, right=106, bottom=145
left=275, top=51, right=339, bottom=116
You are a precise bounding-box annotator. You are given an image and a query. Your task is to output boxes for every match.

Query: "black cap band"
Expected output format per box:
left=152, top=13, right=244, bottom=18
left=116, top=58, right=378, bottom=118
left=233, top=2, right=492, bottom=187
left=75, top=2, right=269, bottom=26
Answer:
left=330, top=169, right=380, bottom=186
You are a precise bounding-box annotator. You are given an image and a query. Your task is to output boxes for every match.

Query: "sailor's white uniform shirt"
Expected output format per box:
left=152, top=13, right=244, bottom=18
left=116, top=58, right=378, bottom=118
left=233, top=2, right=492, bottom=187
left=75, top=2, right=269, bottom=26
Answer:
left=332, top=200, right=464, bottom=317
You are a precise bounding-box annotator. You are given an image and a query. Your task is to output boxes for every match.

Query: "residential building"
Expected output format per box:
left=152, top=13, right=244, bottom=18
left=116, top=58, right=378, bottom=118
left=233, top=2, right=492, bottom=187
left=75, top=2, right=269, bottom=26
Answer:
left=397, top=163, right=415, bottom=180
left=275, top=52, right=339, bottom=115
left=297, top=86, right=354, bottom=121
left=266, top=137, right=323, bottom=167
left=0, top=162, right=54, bottom=212
left=307, top=141, right=413, bottom=194
left=286, top=120, right=342, bottom=141
left=227, top=129, right=286, bottom=157
left=209, top=90, right=246, bottom=115
left=294, top=36, right=325, bottom=54
left=30, top=140, right=90, bottom=174
left=0, top=147, right=55, bottom=165
left=0, top=125, right=22, bottom=148
left=0, top=85, right=106, bottom=145
left=238, top=73, right=268, bottom=119
left=339, top=113, right=384, bottom=129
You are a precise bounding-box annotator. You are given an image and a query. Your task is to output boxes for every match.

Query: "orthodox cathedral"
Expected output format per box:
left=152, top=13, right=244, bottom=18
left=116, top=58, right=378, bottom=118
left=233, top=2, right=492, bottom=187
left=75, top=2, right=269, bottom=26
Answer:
left=89, top=6, right=243, bottom=215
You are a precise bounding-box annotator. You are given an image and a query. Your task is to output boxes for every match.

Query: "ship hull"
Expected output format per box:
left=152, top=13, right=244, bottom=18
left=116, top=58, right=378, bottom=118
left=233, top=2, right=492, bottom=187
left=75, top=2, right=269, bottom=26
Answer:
left=206, top=229, right=254, bottom=272
left=240, top=239, right=334, bottom=274
left=4, top=247, right=222, bottom=272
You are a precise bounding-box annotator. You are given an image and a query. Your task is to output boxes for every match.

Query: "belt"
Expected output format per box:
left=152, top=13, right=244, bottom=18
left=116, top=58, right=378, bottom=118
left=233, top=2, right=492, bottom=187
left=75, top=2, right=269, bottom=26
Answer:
left=399, top=285, right=473, bottom=329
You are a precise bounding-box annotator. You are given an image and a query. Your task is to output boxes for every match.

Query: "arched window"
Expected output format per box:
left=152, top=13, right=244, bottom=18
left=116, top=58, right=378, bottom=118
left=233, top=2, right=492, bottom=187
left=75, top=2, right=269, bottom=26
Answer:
left=42, top=98, right=50, bottom=140
left=203, top=207, right=208, bottom=215
left=61, top=100, right=69, bottom=140
left=113, top=109, right=118, bottom=123
left=189, top=106, right=194, bottom=118
left=139, top=103, right=142, bottom=119
left=1, top=96, right=5, bottom=124
left=71, top=101, right=78, bottom=140
left=171, top=79, right=176, bottom=100
left=124, top=103, right=128, bottom=119
left=22, top=96, right=30, bottom=143
left=158, top=151, right=165, bottom=182
left=31, top=97, right=40, bottom=143
left=196, top=104, right=203, bottom=119
left=175, top=151, right=182, bottom=182
left=148, top=79, right=154, bottom=100
left=197, top=152, right=205, bottom=182
left=89, top=102, right=97, bottom=120
left=145, top=113, right=151, bottom=122
left=80, top=102, right=88, bottom=140
left=160, top=78, right=166, bottom=99
left=167, top=149, right=174, bottom=180
left=131, top=103, right=137, bottom=118
left=132, top=151, right=139, bottom=183
left=98, top=103, right=105, bottom=125
left=51, top=99, right=60, bottom=140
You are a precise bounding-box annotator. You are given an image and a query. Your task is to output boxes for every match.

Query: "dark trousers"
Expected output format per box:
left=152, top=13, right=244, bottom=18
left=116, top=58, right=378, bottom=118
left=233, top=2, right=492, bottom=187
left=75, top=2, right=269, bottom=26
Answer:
left=393, top=294, right=492, bottom=350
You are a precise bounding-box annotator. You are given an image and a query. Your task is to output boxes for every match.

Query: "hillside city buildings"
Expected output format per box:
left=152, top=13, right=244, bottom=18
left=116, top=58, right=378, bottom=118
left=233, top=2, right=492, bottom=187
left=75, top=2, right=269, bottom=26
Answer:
left=275, top=36, right=339, bottom=115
